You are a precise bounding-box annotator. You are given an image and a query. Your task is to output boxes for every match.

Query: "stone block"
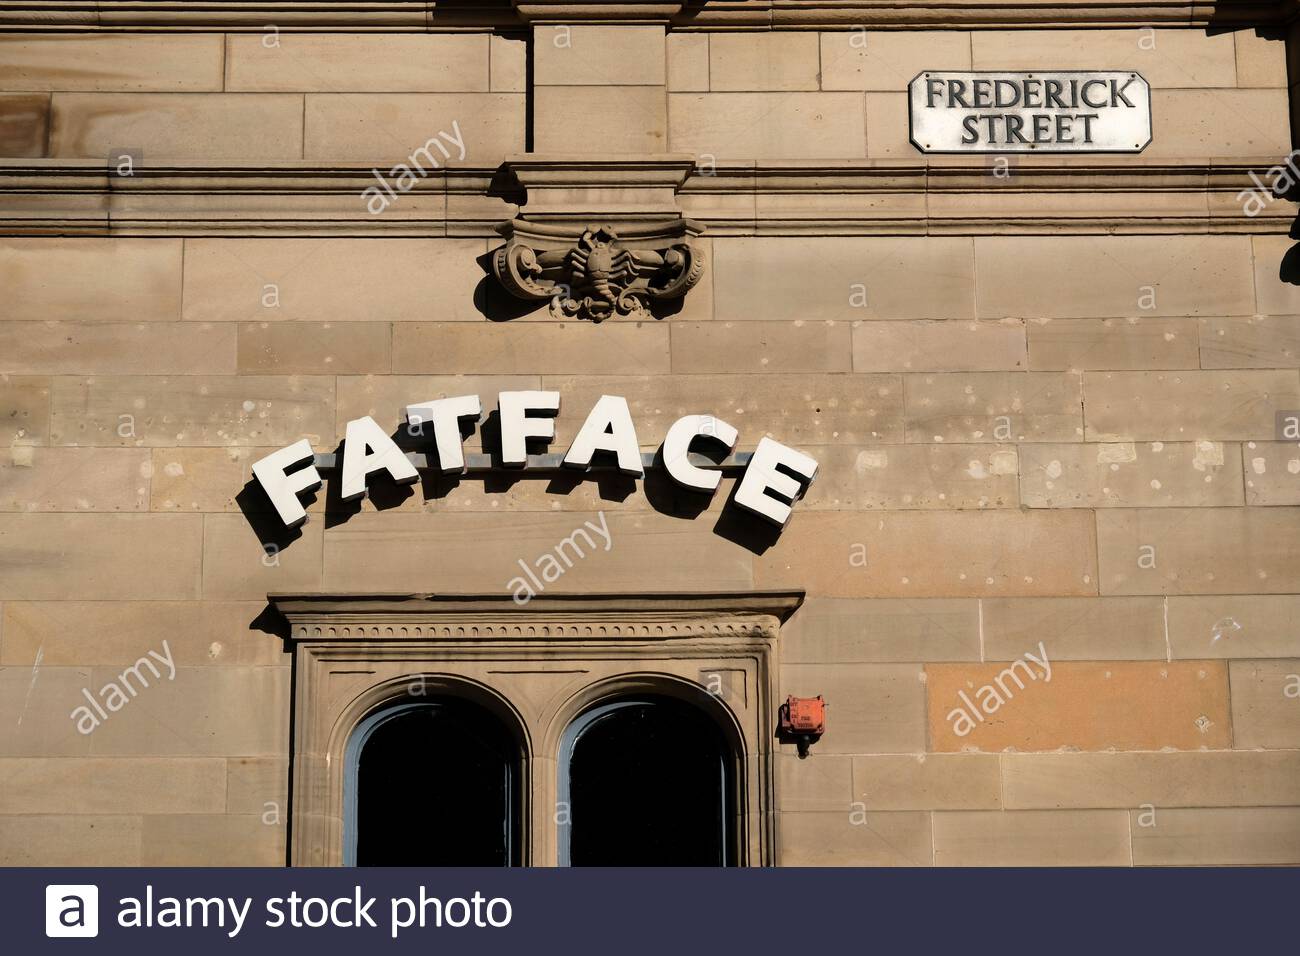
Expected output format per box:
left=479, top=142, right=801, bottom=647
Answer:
left=1096, top=506, right=1300, bottom=594
left=225, top=34, right=489, bottom=92
left=392, top=322, right=670, bottom=375
left=755, top=510, right=1097, bottom=598
left=781, top=597, right=980, bottom=663
left=237, top=322, right=391, bottom=375
left=1199, top=315, right=1300, bottom=368
left=0, top=815, right=142, bottom=865
left=140, top=814, right=283, bottom=866
left=1084, top=370, right=1300, bottom=441
left=0, top=757, right=225, bottom=813
left=802, top=444, right=1018, bottom=511
left=534, top=86, right=666, bottom=153
left=853, top=319, right=1026, bottom=372
left=905, top=371, right=1082, bottom=443
left=1147, top=89, right=1290, bottom=157
left=1253, top=236, right=1300, bottom=315
left=0, top=93, right=49, bottom=157
left=0, top=447, right=149, bottom=512
left=304, top=93, right=523, bottom=163
left=0, top=377, right=50, bottom=446
left=1168, top=595, right=1300, bottom=658
left=666, top=33, right=709, bottom=92
left=854, top=754, right=1002, bottom=810
left=981, top=597, right=1167, bottom=661
left=672, top=320, right=852, bottom=373
left=1243, top=440, right=1300, bottom=504
left=779, top=810, right=932, bottom=866
left=50, top=374, right=336, bottom=448
left=669, top=93, right=866, bottom=160
left=1002, top=751, right=1300, bottom=807
left=182, top=238, right=486, bottom=324
left=0, top=35, right=223, bottom=91
left=864, top=92, right=914, bottom=158
left=1131, top=807, right=1300, bottom=865
left=50, top=93, right=303, bottom=161
left=0, top=321, right=235, bottom=375
left=1235, top=31, right=1289, bottom=87
left=709, top=33, right=819, bottom=91
left=534, top=25, right=665, bottom=86
left=226, top=757, right=289, bottom=815
left=89, top=666, right=289, bottom=757
left=0, top=514, right=202, bottom=600
left=975, top=235, right=1255, bottom=319
left=0, top=600, right=279, bottom=666
left=0, top=666, right=95, bottom=756
left=775, top=753, right=853, bottom=812
left=0, top=238, right=182, bottom=322
left=1229, top=660, right=1300, bottom=748
left=926, top=661, right=1230, bottom=752
left=1019, top=441, right=1243, bottom=508
left=1028, top=317, right=1199, bottom=370
left=933, top=810, right=1130, bottom=866
left=490, top=34, right=527, bottom=93
left=713, top=237, right=976, bottom=321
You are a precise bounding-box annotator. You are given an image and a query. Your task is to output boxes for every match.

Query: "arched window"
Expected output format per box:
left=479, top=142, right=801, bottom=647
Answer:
left=344, top=699, right=523, bottom=866
left=559, top=694, right=739, bottom=866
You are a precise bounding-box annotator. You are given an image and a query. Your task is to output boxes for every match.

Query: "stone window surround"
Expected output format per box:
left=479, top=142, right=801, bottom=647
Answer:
left=271, top=590, right=803, bottom=867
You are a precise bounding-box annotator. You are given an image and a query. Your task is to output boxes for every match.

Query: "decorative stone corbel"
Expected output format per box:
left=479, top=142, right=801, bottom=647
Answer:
left=489, top=155, right=706, bottom=322
left=493, top=220, right=704, bottom=321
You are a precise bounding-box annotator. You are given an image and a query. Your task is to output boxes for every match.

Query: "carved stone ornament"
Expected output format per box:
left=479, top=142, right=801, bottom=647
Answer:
left=492, top=219, right=706, bottom=322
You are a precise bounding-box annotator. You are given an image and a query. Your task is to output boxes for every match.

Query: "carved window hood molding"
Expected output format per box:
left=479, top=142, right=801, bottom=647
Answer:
left=270, top=590, right=805, bottom=642
left=490, top=154, right=706, bottom=321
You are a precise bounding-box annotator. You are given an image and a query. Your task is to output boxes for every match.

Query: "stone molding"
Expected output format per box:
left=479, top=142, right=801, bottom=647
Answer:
left=1, top=159, right=1293, bottom=237
left=272, top=590, right=800, bottom=866
left=0, top=0, right=1288, bottom=29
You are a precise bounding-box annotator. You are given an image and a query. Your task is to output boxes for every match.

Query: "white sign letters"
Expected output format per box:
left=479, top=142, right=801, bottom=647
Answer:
left=252, top=393, right=817, bottom=530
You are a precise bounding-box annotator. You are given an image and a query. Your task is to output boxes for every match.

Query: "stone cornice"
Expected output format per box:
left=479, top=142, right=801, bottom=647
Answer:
left=0, top=0, right=1290, bottom=31
left=0, top=158, right=1293, bottom=236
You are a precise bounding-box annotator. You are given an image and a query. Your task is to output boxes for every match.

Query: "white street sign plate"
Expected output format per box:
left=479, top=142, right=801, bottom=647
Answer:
left=909, top=71, right=1152, bottom=153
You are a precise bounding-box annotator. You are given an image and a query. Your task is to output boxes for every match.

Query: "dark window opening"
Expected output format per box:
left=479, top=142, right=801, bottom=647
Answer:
left=351, top=700, right=520, bottom=866
left=564, top=695, right=738, bottom=866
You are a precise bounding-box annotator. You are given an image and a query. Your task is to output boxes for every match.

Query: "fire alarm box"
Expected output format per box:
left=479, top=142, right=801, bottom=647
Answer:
left=780, top=695, right=826, bottom=736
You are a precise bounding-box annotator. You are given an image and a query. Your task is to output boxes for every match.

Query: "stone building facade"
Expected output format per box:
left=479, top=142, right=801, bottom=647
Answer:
left=1, top=0, right=1299, bottom=866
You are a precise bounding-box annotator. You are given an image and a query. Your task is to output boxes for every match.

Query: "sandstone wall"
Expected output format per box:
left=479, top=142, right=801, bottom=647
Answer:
left=1, top=21, right=1297, bottom=866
